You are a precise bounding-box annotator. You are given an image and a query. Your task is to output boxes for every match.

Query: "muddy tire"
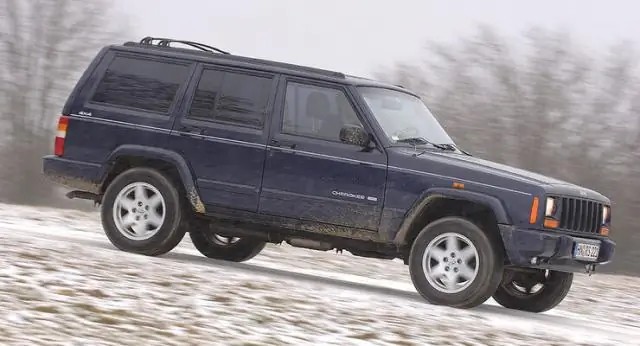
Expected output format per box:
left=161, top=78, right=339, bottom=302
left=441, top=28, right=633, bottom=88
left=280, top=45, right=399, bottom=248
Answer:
left=101, top=167, right=187, bottom=256
left=408, top=216, right=504, bottom=309
left=492, top=269, right=573, bottom=312
left=189, top=230, right=266, bottom=262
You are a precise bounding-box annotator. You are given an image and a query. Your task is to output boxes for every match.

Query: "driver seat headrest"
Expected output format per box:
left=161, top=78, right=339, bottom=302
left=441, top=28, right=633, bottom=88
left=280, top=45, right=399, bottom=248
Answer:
left=306, top=91, right=331, bottom=120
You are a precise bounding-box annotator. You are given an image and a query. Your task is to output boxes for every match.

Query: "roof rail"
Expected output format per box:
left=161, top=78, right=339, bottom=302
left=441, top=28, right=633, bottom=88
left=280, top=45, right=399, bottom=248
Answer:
left=129, top=36, right=345, bottom=79
left=139, top=36, right=230, bottom=55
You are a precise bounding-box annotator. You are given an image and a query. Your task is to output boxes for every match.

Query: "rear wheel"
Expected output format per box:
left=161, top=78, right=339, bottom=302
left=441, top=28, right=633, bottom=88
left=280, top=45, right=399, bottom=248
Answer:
left=408, top=216, right=504, bottom=309
left=492, top=269, right=573, bottom=312
left=189, top=229, right=266, bottom=262
left=101, top=167, right=187, bottom=256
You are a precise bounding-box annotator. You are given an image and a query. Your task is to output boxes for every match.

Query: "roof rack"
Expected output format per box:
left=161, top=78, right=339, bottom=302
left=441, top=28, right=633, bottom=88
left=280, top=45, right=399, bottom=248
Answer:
left=139, top=36, right=230, bottom=55
left=130, top=36, right=345, bottom=79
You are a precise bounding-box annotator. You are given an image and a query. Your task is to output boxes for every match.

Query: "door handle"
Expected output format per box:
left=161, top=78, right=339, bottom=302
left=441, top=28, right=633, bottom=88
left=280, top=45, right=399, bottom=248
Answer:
left=178, top=125, right=205, bottom=136
left=270, top=139, right=297, bottom=149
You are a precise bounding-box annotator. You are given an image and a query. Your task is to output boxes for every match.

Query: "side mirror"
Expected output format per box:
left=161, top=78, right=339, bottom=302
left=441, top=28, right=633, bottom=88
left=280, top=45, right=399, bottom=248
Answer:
left=339, top=125, right=371, bottom=147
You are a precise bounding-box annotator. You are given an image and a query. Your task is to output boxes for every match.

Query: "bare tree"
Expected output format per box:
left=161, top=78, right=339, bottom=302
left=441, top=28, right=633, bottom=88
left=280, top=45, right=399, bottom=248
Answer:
left=379, top=25, right=640, bottom=274
left=0, top=0, right=129, bottom=206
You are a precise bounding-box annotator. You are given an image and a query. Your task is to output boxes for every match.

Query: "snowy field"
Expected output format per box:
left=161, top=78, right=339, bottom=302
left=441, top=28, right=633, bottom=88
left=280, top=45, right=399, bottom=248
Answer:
left=0, top=203, right=638, bottom=345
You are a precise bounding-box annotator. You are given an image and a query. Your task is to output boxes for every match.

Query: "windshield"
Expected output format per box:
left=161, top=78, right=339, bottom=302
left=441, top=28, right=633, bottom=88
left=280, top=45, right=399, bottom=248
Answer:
left=358, top=87, right=455, bottom=146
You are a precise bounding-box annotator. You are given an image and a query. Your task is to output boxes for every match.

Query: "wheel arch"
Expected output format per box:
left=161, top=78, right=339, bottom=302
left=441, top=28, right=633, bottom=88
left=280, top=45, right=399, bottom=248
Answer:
left=394, top=187, right=511, bottom=247
left=100, top=144, right=205, bottom=214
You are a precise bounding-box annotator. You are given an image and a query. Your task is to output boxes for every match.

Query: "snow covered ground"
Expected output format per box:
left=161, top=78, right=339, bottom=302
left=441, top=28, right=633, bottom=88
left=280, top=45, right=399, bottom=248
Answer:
left=0, top=203, right=638, bottom=345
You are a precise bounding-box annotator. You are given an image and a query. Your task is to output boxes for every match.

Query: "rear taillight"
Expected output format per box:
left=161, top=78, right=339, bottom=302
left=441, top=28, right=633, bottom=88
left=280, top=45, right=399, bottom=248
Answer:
left=54, top=116, right=69, bottom=156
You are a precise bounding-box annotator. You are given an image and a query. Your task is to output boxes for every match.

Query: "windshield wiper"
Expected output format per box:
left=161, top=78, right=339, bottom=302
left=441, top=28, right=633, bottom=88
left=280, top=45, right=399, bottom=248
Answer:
left=434, top=143, right=472, bottom=156
left=447, top=143, right=472, bottom=156
left=396, top=137, right=472, bottom=157
left=396, top=137, right=452, bottom=151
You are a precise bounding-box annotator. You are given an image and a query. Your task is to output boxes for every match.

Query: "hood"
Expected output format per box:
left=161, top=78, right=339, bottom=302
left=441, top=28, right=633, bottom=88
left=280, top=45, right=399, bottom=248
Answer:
left=442, top=152, right=610, bottom=202
left=396, top=148, right=610, bottom=203
left=428, top=151, right=572, bottom=186
left=393, top=147, right=574, bottom=187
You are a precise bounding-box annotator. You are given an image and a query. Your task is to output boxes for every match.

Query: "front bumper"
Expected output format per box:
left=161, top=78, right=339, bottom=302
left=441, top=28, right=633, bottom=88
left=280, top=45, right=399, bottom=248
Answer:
left=499, top=225, right=615, bottom=273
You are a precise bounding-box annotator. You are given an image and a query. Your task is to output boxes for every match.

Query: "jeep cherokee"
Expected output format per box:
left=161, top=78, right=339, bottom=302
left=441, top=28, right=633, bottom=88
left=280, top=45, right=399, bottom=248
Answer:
left=42, top=36, right=615, bottom=312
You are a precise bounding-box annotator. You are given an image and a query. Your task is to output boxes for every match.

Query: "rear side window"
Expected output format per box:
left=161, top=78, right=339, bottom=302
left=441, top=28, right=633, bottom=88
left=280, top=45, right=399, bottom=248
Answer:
left=188, top=68, right=273, bottom=128
left=91, top=56, right=190, bottom=114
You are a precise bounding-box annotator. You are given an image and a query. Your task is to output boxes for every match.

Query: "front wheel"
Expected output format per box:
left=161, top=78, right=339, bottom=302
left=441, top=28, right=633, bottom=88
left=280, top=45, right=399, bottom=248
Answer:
left=492, top=269, right=573, bottom=312
left=189, top=230, right=266, bottom=262
left=408, top=216, right=504, bottom=309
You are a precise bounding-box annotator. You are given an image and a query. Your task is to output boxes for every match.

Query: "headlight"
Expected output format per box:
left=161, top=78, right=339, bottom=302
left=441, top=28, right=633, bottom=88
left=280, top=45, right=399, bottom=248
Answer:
left=545, top=197, right=556, bottom=217
left=602, top=206, right=610, bottom=224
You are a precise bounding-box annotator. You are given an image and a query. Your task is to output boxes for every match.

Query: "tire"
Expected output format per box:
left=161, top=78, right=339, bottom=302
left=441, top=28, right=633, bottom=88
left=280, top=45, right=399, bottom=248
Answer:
left=101, top=167, right=187, bottom=256
left=492, top=269, right=573, bottom=313
left=189, top=230, right=266, bottom=262
left=408, top=216, right=504, bottom=309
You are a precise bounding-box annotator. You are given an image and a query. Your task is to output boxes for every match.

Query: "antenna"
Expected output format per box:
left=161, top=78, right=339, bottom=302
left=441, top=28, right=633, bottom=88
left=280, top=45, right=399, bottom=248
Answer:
left=139, top=36, right=230, bottom=55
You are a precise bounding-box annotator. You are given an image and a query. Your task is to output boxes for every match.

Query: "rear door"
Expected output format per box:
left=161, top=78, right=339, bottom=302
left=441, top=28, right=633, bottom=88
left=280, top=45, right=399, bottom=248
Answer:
left=259, top=78, right=388, bottom=230
left=170, top=64, right=278, bottom=212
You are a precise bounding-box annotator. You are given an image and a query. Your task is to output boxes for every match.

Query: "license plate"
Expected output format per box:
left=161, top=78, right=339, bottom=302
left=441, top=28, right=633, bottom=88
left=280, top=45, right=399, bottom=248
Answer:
left=573, top=242, right=600, bottom=261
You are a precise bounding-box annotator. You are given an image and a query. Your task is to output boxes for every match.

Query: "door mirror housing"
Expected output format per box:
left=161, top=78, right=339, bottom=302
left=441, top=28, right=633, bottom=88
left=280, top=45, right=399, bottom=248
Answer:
left=339, top=125, right=371, bottom=147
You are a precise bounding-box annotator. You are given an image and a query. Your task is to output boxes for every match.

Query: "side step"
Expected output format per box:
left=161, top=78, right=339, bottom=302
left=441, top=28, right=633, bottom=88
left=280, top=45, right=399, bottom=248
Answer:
left=65, top=190, right=100, bottom=201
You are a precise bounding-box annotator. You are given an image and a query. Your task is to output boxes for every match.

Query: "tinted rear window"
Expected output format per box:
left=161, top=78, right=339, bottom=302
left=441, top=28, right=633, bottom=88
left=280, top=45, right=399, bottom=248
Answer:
left=91, top=56, right=190, bottom=114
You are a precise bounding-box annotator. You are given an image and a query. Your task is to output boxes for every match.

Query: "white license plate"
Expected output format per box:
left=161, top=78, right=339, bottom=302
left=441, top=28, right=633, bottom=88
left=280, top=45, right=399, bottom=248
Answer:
left=573, top=242, right=600, bottom=261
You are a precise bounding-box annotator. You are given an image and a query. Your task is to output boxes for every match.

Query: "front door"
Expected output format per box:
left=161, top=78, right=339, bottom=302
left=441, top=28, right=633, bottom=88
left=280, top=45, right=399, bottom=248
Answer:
left=171, top=64, right=277, bottom=212
left=259, top=78, right=387, bottom=230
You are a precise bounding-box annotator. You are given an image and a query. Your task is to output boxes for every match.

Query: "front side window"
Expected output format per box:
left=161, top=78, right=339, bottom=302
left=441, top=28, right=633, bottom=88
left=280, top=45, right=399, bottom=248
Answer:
left=188, top=68, right=273, bottom=128
left=91, top=56, right=189, bottom=114
left=358, top=87, right=455, bottom=146
left=282, top=82, right=362, bottom=142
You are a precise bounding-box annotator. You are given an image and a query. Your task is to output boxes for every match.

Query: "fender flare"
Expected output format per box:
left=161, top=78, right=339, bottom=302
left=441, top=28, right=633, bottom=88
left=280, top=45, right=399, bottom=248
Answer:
left=393, top=187, right=511, bottom=245
left=101, top=144, right=205, bottom=214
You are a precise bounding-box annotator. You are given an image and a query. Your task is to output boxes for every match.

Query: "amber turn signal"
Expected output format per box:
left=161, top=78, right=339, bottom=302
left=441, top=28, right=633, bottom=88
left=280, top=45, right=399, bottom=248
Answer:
left=544, top=218, right=560, bottom=229
left=530, top=197, right=540, bottom=224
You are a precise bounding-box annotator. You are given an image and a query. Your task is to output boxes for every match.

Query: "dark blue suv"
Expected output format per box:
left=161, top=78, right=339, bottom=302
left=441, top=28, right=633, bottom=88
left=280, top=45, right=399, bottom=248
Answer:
left=42, top=37, right=615, bottom=312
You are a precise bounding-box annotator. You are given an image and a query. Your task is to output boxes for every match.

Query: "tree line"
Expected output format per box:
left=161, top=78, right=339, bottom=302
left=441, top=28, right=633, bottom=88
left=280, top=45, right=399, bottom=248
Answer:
left=0, top=0, right=126, bottom=209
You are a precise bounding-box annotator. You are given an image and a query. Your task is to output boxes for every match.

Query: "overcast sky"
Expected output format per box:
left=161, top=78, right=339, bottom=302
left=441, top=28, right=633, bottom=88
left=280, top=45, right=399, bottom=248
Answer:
left=115, top=0, right=638, bottom=77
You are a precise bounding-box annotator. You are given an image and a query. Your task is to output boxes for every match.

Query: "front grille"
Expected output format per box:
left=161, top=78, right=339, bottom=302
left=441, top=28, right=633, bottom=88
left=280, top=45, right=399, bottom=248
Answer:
left=557, top=197, right=603, bottom=234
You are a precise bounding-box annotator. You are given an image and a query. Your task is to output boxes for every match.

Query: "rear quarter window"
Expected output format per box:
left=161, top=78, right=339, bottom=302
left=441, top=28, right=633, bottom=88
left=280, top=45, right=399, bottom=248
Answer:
left=90, top=55, right=190, bottom=114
